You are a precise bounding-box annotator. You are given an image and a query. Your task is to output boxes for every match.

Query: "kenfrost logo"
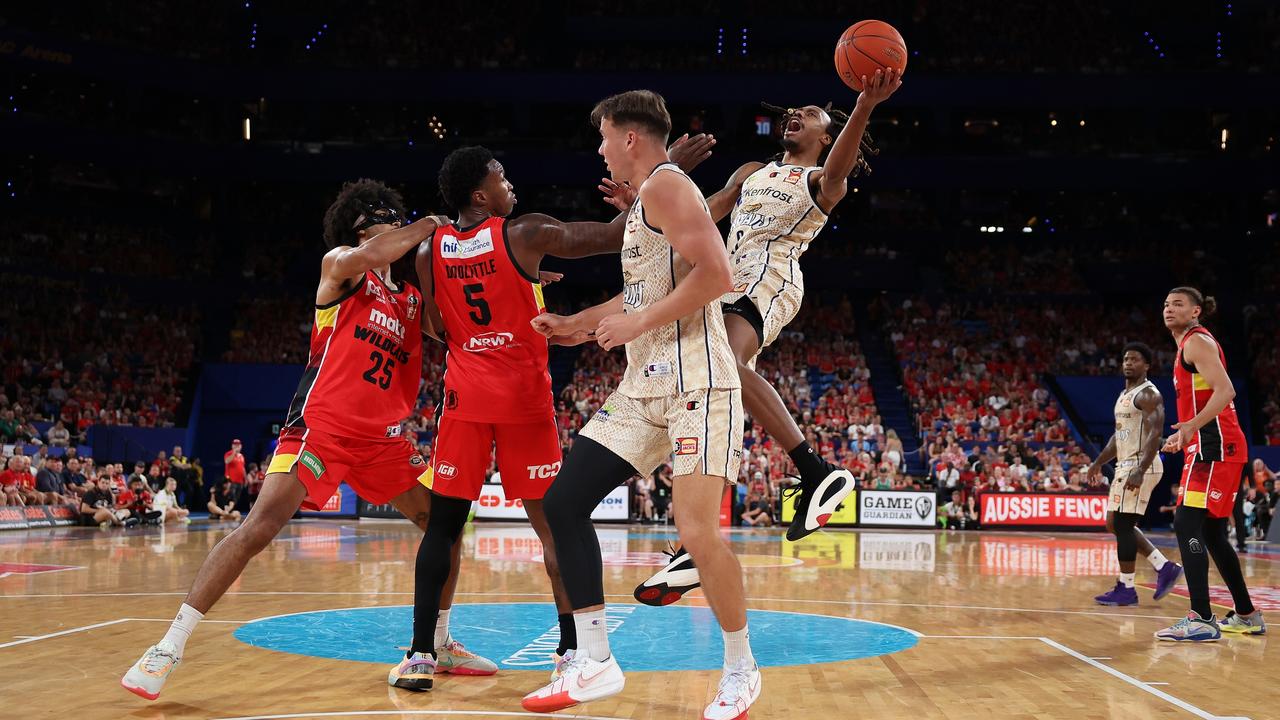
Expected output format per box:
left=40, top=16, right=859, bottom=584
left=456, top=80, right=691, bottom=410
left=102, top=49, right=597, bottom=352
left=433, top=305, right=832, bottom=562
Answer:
left=465, top=332, right=515, bottom=352
left=436, top=463, right=458, bottom=479
left=527, top=462, right=562, bottom=480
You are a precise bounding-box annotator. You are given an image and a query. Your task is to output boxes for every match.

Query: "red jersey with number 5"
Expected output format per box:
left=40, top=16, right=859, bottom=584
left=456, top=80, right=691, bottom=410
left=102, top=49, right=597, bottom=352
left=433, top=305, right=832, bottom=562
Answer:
left=284, top=271, right=423, bottom=439
left=431, top=217, right=553, bottom=423
left=1173, top=325, right=1246, bottom=463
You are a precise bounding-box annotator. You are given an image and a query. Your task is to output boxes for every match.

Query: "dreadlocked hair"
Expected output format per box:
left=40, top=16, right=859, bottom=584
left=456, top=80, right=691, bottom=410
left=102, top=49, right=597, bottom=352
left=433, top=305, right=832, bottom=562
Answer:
left=322, top=179, right=407, bottom=249
left=761, top=101, right=879, bottom=177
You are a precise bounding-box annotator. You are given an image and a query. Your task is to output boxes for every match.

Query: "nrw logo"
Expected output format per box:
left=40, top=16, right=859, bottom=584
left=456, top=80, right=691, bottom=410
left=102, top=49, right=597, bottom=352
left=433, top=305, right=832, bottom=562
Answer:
left=436, top=463, right=458, bottom=479
left=465, top=332, right=515, bottom=352
left=527, top=462, right=562, bottom=480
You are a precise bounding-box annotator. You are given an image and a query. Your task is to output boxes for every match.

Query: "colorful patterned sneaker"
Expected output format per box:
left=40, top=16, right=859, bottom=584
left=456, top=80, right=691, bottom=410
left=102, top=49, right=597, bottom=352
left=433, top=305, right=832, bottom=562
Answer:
left=521, top=653, right=625, bottom=713
left=1095, top=582, right=1139, bottom=606
left=1152, top=562, right=1184, bottom=600
left=121, top=640, right=181, bottom=700
left=784, top=465, right=854, bottom=542
left=1220, top=610, right=1266, bottom=635
left=703, top=661, right=762, bottom=720
left=434, top=639, right=498, bottom=676
left=388, top=651, right=437, bottom=691
left=1155, top=611, right=1221, bottom=642
left=550, top=650, right=574, bottom=680
left=634, top=544, right=700, bottom=606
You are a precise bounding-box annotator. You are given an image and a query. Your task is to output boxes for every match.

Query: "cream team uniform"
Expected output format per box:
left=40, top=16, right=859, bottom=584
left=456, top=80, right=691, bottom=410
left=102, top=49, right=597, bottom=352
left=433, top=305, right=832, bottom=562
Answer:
left=1108, top=380, right=1165, bottom=514
left=580, top=163, right=743, bottom=480
left=723, top=161, right=828, bottom=361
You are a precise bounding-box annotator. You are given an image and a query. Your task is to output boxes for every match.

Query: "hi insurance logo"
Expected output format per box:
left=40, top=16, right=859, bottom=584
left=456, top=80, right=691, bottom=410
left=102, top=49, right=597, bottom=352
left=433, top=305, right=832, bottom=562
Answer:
left=859, top=491, right=936, bottom=527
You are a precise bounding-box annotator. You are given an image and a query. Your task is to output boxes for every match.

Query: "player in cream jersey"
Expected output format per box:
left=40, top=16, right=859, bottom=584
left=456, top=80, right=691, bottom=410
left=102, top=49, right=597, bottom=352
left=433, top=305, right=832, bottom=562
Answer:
left=1087, top=343, right=1184, bottom=607
left=525, top=90, right=756, bottom=720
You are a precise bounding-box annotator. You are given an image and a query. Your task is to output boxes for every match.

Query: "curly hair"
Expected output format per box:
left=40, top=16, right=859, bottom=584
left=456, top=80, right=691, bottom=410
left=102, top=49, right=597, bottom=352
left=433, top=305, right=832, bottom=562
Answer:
left=762, top=101, right=878, bottom=176
left=1123, top=341, right=1155, bottom=367
left=1169, top=286, right=1218, bottom=318
left=438, top=146, right=495, bottom=211
left=322, top=179, right=407, bottom=249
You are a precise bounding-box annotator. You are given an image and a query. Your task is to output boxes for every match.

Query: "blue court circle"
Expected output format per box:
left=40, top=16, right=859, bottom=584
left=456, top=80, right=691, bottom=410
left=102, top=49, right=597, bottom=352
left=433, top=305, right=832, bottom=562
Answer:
left=233, top=602, right=917, bottom=671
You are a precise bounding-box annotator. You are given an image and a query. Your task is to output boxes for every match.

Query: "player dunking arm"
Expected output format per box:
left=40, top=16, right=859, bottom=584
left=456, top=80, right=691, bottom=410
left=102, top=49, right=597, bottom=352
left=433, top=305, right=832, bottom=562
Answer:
left=389, top=141, right=711, bottom=691
left=611, top=69, right=901, bottom=605
left=123, top=181, right=458, bottom=700
left=1155, top=287, right=1264, bottom=641
left=523, top=90, right=757, bottom=720
left=1087, top=343, right=1184, bottom=607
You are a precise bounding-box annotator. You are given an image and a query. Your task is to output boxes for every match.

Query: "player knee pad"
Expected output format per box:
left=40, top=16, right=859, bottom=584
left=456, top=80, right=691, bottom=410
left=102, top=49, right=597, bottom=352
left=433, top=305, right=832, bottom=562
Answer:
left=1114, top=513, right=1139, bottom=561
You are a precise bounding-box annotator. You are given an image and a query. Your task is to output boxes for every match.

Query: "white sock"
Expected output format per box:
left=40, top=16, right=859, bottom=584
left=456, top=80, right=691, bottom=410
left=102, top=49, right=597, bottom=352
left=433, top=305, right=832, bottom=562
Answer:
left=575, top=609, right=610, bottom=662
left=161, top=603, right=203, bottom=656
left=1119, top=572, right=1136, bottom=589
left=1147, top=548, right=1168, bottom=570
left=723, top=625, right=755, bottom=669
left=434, top=608, right=451, bottom=648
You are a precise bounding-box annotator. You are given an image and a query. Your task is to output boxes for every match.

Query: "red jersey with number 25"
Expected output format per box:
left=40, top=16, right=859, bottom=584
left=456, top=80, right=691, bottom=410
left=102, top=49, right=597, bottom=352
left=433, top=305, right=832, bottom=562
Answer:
left=284, top=271, right=423, bottom=439
left=1173, top=325, right=1246, bottom=463
left=431, top=217, right=553, bottom=423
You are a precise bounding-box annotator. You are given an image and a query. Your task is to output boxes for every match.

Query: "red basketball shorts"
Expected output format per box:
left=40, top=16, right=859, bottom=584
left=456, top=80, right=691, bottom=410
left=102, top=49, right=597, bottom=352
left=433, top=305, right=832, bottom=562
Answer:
left=426, top=415, right=561, bottom=502
left=267, top=426, right=428, bottom=511
left=1178, top=460, right=1244, bottom=519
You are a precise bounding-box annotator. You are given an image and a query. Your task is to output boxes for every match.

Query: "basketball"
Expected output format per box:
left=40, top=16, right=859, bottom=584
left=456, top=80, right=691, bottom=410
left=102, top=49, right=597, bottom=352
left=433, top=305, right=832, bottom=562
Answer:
left=835, top=20, right=908, bottom=91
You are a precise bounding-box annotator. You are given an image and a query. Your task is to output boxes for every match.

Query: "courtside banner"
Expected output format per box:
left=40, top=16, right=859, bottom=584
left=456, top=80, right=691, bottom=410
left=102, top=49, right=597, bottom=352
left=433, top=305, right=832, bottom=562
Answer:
left=980, top=492, right=1107, bottom=528
left=859, top=491, right=936, bottom=527
left=475, top=481, right=629, bottom=522
left=299, top=482, right=358, bottom=518
left=782, top=489, right=857, bottom=526
left=0, top=506, right=29, bottom=530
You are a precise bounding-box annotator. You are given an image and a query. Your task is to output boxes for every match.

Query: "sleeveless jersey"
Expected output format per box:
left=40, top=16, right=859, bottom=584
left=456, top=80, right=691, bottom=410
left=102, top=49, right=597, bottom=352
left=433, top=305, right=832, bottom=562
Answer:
left=285, top=270, right=423, bottom=439
left=1173, top=326, right=1247, bottom=463
left=618, top=163, right=739, bottom=398
left=1113, top=380, right=1161, bottom=470
left=724, top=161, right=828, bottom=304
left=431, top=217, right=553, bottom=423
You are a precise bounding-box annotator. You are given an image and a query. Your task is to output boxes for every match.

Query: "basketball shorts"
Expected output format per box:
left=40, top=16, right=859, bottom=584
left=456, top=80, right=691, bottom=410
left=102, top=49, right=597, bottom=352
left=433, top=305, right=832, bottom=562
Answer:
left=723, top=265, right=803, bottom=359
left=579, top=388, right=743, bottom=480
left=1107, top=458, right=1164, bottom=515
left=426, top=415, right=562, bottom=502
left=267, top=426, right=428, bottom=511
left=1178, top=460, right=1245, bottom=519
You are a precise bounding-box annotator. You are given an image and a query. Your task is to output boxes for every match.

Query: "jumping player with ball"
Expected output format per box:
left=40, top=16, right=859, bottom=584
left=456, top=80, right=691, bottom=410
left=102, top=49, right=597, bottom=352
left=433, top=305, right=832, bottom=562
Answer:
left=614, top=22, right=904, bottom=607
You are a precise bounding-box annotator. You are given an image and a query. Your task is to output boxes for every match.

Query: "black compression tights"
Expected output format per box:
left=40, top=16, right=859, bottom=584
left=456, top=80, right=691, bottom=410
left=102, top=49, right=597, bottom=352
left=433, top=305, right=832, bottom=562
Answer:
left=1173, top=505, right=1255, bottom=619
left=410, top=493, right=472, bottom=656
left=1113, top=512, right=1139, bottom=563
left=542, top=436, right=638, bottom=609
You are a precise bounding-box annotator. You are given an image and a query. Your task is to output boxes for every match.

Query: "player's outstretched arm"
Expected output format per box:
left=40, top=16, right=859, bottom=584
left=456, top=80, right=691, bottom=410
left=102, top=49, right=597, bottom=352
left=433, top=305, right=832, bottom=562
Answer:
left=510, top=212, right=627, bottom=260
left=595, top=174, right=731, bottom=351
left=531, top=294, right=625, bottom=339
left=324, top=215, right=448, bottom=283
left=1164, top=336, right=1236, bottom=452
left=816, top=68, right=902, bottom=209
left=1129, top=388, right=1166, bottom=487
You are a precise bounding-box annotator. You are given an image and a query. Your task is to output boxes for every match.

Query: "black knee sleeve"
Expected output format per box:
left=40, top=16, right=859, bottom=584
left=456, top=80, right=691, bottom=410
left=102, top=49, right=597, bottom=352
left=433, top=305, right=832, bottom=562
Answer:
left=544, top=436, right=637, bottom=610
left=1113, top=512, right=1139, bottom=563
left=410, top=493, right=472, bottom=655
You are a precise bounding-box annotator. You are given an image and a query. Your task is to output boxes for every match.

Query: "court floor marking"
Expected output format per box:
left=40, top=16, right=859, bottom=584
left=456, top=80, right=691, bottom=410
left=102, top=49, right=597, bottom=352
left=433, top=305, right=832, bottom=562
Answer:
left=212, top=711, right=630, bottom=720
left=923, top=634, right=1250, bottom=720
left=0, top=618, right=248, bottom=649
left=0, top=590, right=1187, bottom=621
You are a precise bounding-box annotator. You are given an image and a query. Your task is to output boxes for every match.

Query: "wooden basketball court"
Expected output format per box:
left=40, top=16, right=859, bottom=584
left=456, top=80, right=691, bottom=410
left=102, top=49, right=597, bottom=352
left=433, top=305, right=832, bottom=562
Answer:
left=2, top=519, right=1276, bottom=719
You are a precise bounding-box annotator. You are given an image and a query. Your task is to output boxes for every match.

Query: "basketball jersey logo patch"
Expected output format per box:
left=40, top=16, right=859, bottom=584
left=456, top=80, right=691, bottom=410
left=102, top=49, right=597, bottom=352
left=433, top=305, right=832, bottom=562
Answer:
left=675, top=438, right=699, bottom=456
left=299, top=451, right=326, bottom=479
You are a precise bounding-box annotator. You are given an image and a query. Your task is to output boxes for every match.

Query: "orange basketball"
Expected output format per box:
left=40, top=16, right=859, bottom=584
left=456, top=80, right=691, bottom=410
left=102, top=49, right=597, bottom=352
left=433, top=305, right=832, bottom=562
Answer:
left=834, top=20, right=908, bottom=91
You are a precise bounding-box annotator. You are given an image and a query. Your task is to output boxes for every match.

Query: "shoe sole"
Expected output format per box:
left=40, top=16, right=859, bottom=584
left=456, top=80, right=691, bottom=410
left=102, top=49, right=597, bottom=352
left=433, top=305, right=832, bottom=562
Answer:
left=522, top=678, right=626, bottom=713
left=1220, top=627, right=1266, bottom=635
left=120, top=678, right=160, bottom=701
left=437, top=664, right=498, bottom=676
left=1095, top=599, right=1138, bottom=606
left=786, top=470, right=854, bottom=542
left=1152, top=566, right=1184, bottom=601
left=1154, top=634, right=1220, bottom=642
left=389, top=673, right=434, bottom=691
left=635, top=580, right=700, bottom=607
left=703, top=674, right=761, bottom=720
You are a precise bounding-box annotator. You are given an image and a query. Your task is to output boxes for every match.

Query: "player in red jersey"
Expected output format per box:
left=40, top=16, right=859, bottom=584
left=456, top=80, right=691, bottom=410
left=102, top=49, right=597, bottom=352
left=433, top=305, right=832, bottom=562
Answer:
left=390, top=142, right=705, bottom=691
left=1154, top=286, right=1264, bottom=641
left=123, top=180, right=465, bottom=700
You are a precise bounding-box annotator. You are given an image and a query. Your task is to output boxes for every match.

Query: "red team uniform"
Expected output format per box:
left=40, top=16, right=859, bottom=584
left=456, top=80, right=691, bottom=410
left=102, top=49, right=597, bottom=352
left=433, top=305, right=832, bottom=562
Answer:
left=426, top=217, right=560, bottom=502
left=268, top=270, right=429, bottom=509
left=1173, top=325, right=1247, bottom=518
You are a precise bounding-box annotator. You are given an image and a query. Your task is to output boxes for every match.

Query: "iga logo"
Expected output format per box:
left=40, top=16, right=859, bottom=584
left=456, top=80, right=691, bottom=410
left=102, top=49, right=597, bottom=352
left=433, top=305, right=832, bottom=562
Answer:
left=1209, top=489, right=1223, bottom=501
left=436, top=463, right=458, bottom=479
left=527, top=462, right=563, bottom=480
left=465, top=332, right=515, bottom=352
